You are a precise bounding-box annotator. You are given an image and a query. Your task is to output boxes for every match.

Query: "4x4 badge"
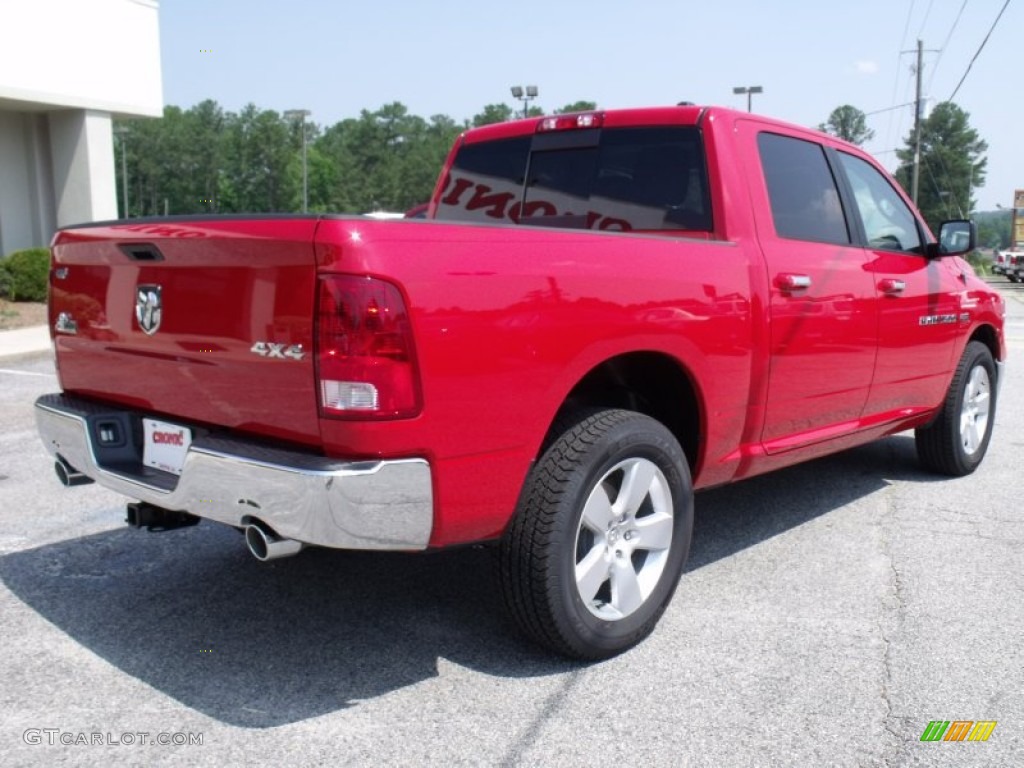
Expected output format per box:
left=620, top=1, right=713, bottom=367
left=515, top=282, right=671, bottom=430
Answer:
left=136, top=285, right=162, bottom=335
left=250, top=341, right=305, bottom=360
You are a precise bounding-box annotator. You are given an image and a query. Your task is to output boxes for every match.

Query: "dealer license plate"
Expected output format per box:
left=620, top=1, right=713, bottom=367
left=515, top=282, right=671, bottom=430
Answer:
left=142, top=418, right=192, bottom=475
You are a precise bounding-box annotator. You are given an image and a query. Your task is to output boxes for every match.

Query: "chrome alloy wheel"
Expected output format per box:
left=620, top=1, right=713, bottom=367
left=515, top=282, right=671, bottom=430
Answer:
left=960, top=364, right=991, bottom=457
left=500, top=408, right=693, bottom=658
left=574, top=458, right=674, bottom=621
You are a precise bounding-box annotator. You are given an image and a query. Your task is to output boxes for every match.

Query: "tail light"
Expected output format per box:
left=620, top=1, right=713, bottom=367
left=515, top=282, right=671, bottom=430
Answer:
left=316, top=275, right=420, bottom=419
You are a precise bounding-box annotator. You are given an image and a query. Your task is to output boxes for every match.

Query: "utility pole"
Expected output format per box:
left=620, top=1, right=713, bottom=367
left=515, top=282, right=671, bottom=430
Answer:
left=902, top=39, right=938, bottom=204
left=911, top=39, right=923, bottom=205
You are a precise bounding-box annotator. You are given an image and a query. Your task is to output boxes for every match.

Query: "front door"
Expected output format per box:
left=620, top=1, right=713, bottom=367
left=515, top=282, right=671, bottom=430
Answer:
left=835, top=151, right=961, bottom=416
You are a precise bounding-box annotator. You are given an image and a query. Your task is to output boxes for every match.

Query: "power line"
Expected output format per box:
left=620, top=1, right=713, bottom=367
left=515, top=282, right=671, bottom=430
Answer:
left=884, top=0, right=920, bottom=155
left=933, top=146, right=967, bottom=217
left=917, top=0, right=936, bottom=37
left=926, top=0, right=969, bottom=92
left=865, top=101, right=916, bottom=117
left=897, top=0, right=918, bottom=57
left=948, top=0, right=1012, bottom=101
left=923, top=162, right=955, bottom=218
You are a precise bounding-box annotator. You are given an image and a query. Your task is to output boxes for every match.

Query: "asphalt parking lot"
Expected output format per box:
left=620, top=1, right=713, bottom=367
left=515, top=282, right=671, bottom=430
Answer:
left=1, top=281, right=1022, bottom=767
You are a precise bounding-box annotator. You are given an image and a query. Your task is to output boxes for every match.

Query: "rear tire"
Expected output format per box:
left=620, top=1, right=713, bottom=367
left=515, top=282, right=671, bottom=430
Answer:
left=499, top=409, right=693, bottom=659
left=915, top=341, right=997, bottom=476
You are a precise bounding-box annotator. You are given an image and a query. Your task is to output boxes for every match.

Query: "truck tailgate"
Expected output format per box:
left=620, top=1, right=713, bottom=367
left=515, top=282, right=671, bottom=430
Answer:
left=49, top=218, right=321, bottom=446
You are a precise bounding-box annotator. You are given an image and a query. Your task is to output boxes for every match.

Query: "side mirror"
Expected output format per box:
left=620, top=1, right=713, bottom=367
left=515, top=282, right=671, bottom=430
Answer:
left=926, top=219, right=976, bottom=258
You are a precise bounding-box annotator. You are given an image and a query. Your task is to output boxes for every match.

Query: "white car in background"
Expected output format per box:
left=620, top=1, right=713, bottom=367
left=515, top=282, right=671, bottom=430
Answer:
left=995, top=250, right=1024, bottom=281
left=362, top=210, right=406, bottom=220
left=1012, top=253, right=1024, bottom=283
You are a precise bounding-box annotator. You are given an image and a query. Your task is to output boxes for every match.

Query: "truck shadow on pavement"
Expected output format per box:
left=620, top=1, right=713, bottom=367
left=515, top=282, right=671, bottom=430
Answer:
left=0, top=433, right=943, bottom=728
left=686, top=432, right=931, bottom=570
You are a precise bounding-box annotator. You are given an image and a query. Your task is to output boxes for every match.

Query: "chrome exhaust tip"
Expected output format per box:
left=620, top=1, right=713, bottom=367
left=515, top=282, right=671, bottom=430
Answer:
left=244, top=523, right=303, bottom=561
left=55, top=455, right=93, bottom=487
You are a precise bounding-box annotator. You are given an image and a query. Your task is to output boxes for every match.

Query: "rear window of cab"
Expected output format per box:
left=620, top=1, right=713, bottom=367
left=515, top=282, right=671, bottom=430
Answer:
left=436, top=127, right=712, bottom=232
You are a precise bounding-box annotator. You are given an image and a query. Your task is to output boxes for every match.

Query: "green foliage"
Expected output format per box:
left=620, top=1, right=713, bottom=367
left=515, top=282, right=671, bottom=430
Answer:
left=964, top=249, right=990, bottom=275
left=894, top=102, right=987, bottom=234
left=116, top=101, right=229, bottom=216
left=0, top=248, right=50, bottom=302
left=220, top=104, right=297, bottom=212
left=975, top=210, right=1011, bottom=249
left=472, top=104, right=516, bottom=127
left=316, top=104, right=462, bottom=212
left=113, top=98, right=601, bottom=216
left=556, top=101, right=598, bottom=114
left=818, top=105, right=874, bottom=145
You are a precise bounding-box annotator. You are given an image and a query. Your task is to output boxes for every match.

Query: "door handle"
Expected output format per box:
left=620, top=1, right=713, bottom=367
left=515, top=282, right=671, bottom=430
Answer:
left=879, top=278, right=906, bottom=295
left=777, top=273, right=812, bottom=291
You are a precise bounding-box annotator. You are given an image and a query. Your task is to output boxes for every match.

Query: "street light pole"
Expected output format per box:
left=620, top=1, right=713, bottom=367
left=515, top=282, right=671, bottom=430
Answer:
left=510, top=85, right=539, bottom=119
left=732, top=85, right=763, bottom=113
left=113, top=124, right=129, bottom=218
left=284, top=109, right=311, bottom=213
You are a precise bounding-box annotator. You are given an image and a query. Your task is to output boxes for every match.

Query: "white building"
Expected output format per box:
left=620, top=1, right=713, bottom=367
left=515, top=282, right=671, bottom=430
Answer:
left=0, top=0, right=162, bottom=255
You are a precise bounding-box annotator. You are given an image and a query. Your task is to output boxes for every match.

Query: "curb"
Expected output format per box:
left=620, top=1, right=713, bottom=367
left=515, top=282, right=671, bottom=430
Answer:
left=0, top=325, right=52, bottom=360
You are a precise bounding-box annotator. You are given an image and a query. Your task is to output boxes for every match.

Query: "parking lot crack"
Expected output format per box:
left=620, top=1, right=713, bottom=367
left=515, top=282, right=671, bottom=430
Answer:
left=499, top=669, right=585, bottom=767
left=878, top=482, right=907, bottom=768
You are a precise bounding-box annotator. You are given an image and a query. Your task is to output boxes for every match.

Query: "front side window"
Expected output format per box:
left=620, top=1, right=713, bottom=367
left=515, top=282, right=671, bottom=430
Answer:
left=435, top=127, right=711, bottom=232
left=837, top=152, right=923, bottom=253
left=758, top=133, right=850, bottom=245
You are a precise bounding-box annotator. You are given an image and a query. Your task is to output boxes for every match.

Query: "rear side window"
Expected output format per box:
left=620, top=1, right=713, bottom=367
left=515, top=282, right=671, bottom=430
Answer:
left=436, top=127, right=711, bottom=232
left=758, top=133, right=850, bottom=245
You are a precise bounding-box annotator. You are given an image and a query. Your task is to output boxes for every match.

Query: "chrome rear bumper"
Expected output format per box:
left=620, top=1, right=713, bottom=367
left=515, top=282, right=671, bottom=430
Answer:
left=34, top=393, right=433, bottom=550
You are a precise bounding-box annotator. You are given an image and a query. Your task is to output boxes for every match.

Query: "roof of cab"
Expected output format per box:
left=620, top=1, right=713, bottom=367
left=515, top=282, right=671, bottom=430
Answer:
left=460, top=104, right=709, bottom=144
left=457, top=104, right=849, bottom=152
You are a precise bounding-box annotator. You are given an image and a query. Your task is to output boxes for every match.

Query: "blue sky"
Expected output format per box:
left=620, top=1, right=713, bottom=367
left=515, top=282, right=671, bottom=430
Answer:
left=160, top=0, right=1019, bottom=210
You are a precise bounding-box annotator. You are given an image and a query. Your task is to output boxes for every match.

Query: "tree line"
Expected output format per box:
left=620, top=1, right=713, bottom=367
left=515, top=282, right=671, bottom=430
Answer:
left=116, top=98, right=996, bottom=243
left=819, top=103, right=994, bottom=243
left=113, top=99, right=595, bottom=218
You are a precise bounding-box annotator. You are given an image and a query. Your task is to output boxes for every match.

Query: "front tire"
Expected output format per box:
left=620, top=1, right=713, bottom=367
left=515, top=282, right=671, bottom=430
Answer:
left=499, top=409, right=693, bottom=659
left=915, top=341, right=997, bottom=476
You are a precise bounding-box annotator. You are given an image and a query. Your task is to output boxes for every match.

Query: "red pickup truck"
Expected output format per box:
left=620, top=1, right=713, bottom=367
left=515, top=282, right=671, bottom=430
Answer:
left=36, top=106, right=1006, bottom=659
